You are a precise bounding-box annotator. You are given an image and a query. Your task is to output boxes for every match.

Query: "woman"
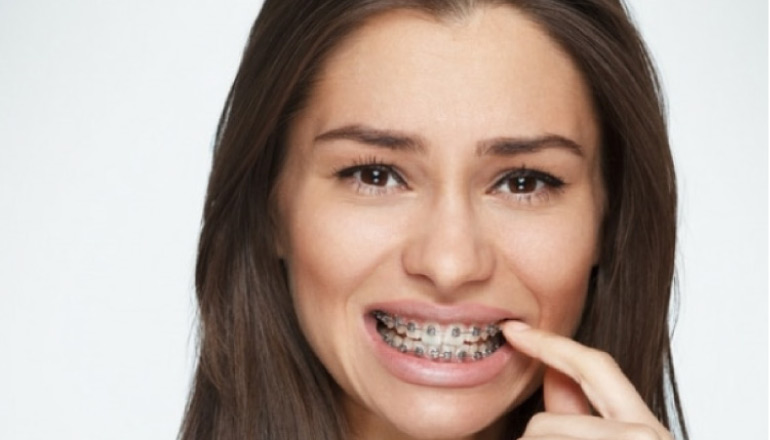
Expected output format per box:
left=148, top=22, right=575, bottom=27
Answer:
left=180, top=1, right=687, bottom=439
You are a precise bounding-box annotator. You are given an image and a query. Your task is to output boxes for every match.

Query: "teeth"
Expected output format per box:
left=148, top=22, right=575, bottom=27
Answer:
left=406, top=321, right=420, bottom=339
left=468, top=326, right=481, bottom=343
left=444, top=323, right=465, bottom=345
left=440, top=344, right=456, bottom=362
left=422, top=322, right=441, bottom=346
left=373, top=311, right=504, bottom=363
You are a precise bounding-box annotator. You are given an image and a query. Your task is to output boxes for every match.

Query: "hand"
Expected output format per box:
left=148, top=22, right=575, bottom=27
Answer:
left=501, top=321, right=673, bottom=440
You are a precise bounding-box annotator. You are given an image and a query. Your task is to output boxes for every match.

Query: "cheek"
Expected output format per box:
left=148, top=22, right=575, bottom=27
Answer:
left=284, top=206, right=356, bottom=343
left=281, top=195, right=406, bottom=359
left=286, top=201, right=403, bottom=297
left=497, top=212, right=599, bottom=334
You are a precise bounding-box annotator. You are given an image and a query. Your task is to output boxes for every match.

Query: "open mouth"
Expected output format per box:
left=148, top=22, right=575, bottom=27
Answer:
left=373, top=310, right=505, bottom=362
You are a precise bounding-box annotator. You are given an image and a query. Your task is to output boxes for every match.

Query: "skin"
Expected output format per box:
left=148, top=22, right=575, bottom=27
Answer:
left=275, top=5, right=671, bottom=440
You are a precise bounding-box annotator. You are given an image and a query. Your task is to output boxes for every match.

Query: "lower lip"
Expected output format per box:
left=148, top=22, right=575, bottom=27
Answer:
left=364, top=314, right=514, bottom=388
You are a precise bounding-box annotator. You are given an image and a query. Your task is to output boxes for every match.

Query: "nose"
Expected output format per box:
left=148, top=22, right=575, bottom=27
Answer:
left=402, top=194, right=495, bottom=295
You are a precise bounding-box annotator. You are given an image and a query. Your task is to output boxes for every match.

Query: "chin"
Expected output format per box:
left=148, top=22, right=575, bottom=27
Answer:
left=359, top=386, right=513, bottom=440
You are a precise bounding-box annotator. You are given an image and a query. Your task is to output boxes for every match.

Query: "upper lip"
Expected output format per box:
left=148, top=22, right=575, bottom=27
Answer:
left=366, top=300, right=517, bottom=325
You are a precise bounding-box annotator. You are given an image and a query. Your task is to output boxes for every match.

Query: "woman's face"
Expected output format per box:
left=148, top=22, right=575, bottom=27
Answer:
left=275, top=6, right=604, bottom=440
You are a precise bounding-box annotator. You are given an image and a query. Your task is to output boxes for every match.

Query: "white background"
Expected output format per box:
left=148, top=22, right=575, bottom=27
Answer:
left=0, top=1, right=766, bottom=439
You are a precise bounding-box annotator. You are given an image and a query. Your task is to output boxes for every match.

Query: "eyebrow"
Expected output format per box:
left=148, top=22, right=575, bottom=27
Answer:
left=314, top=125, right=425, bottom=153
left=314, top=124, right=585, bottom=157
left=476, top=135, right=585, bottom=157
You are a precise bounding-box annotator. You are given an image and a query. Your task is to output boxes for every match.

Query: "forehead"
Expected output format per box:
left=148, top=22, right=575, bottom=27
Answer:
left=294, top=5, right=598, bottom=156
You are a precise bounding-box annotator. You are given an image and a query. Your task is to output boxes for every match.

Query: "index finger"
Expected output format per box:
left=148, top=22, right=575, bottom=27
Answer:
left=501, top=321, right=659, bottom=426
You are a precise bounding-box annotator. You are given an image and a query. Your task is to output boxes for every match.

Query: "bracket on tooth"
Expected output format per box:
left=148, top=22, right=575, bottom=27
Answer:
left=374, top=311, right=505, bottom=358
left=373, top=311, right=395, bottom=328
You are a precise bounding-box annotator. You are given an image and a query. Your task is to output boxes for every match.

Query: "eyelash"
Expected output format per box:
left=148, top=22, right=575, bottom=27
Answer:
left=334, top=156, right=408, bottom=196
left=489, top=167, right=565, bottom=205
left=334, top=157, right=565, bottom=204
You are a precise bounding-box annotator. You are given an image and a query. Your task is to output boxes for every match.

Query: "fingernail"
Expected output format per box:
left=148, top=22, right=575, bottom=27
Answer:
left=503, top=320, right=531, bottom=332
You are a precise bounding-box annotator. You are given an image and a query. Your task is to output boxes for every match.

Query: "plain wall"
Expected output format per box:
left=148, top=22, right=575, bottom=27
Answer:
left=0, top=1, right=766, bottom=439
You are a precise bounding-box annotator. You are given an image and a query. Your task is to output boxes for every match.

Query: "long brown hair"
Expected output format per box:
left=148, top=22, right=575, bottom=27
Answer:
left=180, top=1, right=687, bottom=439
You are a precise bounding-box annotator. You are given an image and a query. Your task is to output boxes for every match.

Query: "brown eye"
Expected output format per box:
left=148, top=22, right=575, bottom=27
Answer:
left=494, top=169, right=565, bottom=197
left=336, top=164, right=406, bottom=193
left=360, top=166, right=391, bottom=187
left=507, top=175, right=540, bottom=194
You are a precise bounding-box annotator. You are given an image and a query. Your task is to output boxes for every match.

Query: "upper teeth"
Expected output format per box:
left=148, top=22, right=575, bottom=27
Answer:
left=372, top=310, right=503, bottom=362
left=374, top=310, right=500, bottom=343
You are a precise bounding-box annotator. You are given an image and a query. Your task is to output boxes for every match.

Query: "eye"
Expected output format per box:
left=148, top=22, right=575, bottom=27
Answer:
left=336, top=163, right=407, bottom=194
left=357, top=166, right=401, bottom=187
left=492, top=168, right=564, bottom=202
left=505, top=175, right=544, bottom=194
